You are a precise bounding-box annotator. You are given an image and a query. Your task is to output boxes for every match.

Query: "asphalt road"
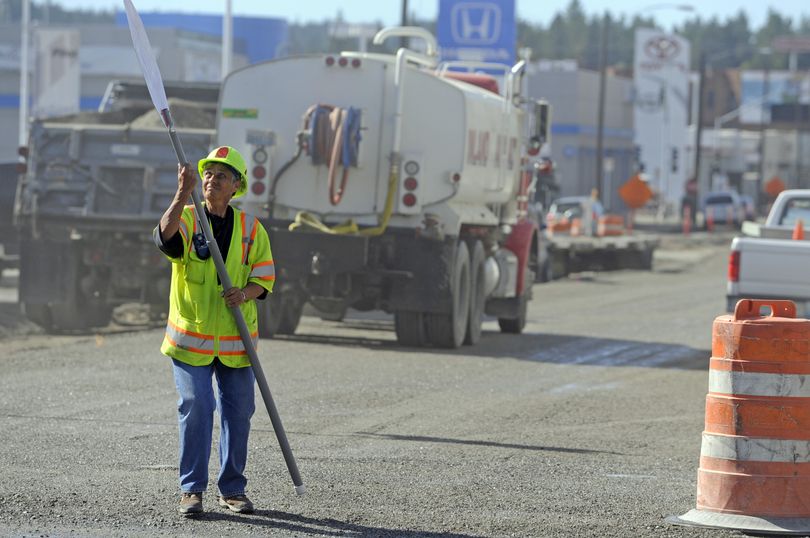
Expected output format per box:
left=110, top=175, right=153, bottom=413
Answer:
left=0, top=233, right=750, bottom=537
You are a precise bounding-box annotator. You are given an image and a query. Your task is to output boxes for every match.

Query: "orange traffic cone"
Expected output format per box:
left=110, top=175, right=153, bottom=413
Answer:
left=793, top=219, right=805, bottom=240
left=682, top=206, right=691, bottom=236
left=668, top=299, right=810, bottom=535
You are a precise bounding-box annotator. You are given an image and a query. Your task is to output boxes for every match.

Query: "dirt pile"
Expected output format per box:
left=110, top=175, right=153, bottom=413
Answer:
left=129, top=98, right=216, bottom=130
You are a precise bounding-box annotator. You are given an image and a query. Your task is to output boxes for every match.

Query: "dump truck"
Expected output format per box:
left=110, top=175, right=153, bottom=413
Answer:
left=14, top=80, right=218, bottom=331
left=217, top=27, right=551, bottom=348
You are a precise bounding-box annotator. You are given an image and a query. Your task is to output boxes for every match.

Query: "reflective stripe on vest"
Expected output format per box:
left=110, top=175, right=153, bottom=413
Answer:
left=187, top=205, right=198, bottom=254
left=166, top=320, right=215, bottom=355
left=178, top=218, right=190, bottom=248
left=166, top=321, right=259, bottom=357
left=250, top=260, right=275, bottom=281
left=241, top=212, right=257, bottom=265
left=219, top=333, right=259, bottom=356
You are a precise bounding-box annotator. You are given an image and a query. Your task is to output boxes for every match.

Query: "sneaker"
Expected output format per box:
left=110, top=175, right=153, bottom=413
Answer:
left=178, top=492, right=203, bottom=515
left=218, top=494, right=254, bottom=514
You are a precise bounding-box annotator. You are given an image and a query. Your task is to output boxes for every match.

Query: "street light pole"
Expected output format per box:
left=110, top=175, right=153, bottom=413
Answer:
left=693, top=51, right=706, bottom=206
left=221, top=0, right=232, bottom=79
left=400, top=0, right=408, bottom=49
left=18, top=0, right=30, bottom=150
left=759, top=50, right=771, bottom=205
left=595, top=13, right=609, bottom=201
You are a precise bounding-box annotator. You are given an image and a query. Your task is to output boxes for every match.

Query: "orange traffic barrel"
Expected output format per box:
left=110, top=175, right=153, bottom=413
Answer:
left=547, top=217, right=571, bottom=235
left=597, top=214, right=624, bottom=236
left=668, top=299, right=810, bottom=534
left=569, top=217, right=583, bottom=236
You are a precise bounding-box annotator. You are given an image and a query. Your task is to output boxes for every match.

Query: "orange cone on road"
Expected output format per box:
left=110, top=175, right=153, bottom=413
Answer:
left=682, top=206, right=691, bottom=236
left=668, top=299, right=810, bottom=535
left=706, top=206, right=714, bottom=232
left=793, top=219, right=805, bottom=240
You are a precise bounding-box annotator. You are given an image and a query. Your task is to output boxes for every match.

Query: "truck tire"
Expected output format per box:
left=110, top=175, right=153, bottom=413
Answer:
left=498, top=295, right=527, bottom=334
left=277, top=299, right=303, bottom=335
left=639, top=247, right=654, bottom=270
left=464, top=240, right=485, bottom=345
left=21, top=302, right=52, bottom=331
left=394, top=311, right=426, bottom=347
left=50, top=294, right=113, bottom=332
left=258, top=290, right=303, bottom=338
left=51, top=301, right=109, bottom=332
left=536, top=258, right=552, bottom=283
left=426, top=241, right=470, bottom=349
left=550, top=250, right=568, bottom=280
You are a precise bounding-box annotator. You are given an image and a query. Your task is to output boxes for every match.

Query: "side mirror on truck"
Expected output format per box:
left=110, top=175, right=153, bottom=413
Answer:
left=528, top=100, right=551, bottom=156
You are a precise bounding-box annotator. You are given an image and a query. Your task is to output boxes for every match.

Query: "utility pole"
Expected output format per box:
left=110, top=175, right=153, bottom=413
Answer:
left=400, top=0, right=408, bottom=49
left=222, top=0, right=232, bottom=79
left=693, top=51, right=706, bottom=209
left=595, top=13, right=609, bottom=201
left=758, top=51, right=771, bottom=205
left=19, top=0, right=30, bottom=150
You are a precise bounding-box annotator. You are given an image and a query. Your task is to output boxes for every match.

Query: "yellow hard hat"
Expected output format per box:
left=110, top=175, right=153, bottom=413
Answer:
left=198, top=146, right=248, bottom=198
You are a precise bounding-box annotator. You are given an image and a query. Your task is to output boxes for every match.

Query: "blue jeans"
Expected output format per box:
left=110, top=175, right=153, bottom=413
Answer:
left=171, top=358, right=255, bottom=497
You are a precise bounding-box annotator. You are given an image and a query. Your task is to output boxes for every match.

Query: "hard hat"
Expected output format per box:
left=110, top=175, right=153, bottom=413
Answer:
left=198, top=146, right=248, bottom=198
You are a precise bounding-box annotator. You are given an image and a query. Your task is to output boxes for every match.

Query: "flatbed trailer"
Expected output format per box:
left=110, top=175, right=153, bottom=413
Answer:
left=546, top=232, right=659, bottom=279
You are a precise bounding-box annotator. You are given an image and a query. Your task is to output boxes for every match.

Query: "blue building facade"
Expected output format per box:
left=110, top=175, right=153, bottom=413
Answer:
left=114, top=11, right=288, bottom=64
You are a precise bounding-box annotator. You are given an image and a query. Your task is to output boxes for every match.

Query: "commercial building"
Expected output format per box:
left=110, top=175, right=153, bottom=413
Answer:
left=0, top=12, right=287, bottom=163
left=526, top=62, right=636, bottom=211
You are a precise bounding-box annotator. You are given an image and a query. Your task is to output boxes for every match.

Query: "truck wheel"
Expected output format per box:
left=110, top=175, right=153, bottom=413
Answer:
left=48, top=302, right=89, bottom=332
left=464, top=240, right=486, bottom=345
left=536, top=258, right=552, bottom=283
left=21, top=302, right=52, bottom=331
left=639, top=247, right=654, bottom=270
left=498, top=295, right=527, bottom=334
left=550, top=251, right=568, bottom=280
left=394, top=311, right=426, bottom=347
left=258, top=290, right=303, bottom=338
left=278, top=298, right=303, bottom=335
left=86, top=303, right=114, bottom=328
left=426, top=241, right=470, bottom=349
left=628, top=247, right=654, bottom=270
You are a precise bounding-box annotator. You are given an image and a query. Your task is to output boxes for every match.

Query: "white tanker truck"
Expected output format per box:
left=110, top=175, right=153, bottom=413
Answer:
left=216, top=27, right=550, bottom=348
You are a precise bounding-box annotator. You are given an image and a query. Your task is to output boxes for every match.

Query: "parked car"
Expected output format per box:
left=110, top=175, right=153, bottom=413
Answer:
left=546, top=196, right=604, bottom=235
left=701, top=191, right=744, bottom=228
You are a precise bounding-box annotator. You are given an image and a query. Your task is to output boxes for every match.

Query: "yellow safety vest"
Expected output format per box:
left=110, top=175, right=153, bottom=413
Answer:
left=158, top=205, right=275, bottom=367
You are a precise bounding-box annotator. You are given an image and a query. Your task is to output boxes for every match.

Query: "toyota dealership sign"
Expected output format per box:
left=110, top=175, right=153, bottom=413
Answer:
left=633, top=28, right=691, bottom=207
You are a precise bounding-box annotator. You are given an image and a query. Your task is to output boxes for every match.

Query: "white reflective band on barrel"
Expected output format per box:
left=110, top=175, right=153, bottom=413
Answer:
left=701, top=433, right=810, bottom=463
left=166, top=322, right=214, bottom=353
left=709, top=369, right=810, bottom=397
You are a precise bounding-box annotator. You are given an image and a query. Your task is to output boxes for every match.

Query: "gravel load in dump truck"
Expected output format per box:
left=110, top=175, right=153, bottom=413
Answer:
left=129, top=97, right=216, bottom=129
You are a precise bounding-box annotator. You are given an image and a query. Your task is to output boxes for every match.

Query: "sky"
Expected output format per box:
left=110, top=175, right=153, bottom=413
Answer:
left=55, top=0, right=809, bottom=30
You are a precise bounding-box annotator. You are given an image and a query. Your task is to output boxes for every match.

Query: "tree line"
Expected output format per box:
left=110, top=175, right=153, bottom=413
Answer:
left=3, top=0, right=808, bottom=71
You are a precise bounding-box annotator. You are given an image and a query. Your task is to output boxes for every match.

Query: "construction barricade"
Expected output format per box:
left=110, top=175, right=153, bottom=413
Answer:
left=597, top=214, right=624, bottom=237
left=546, top=217, right=571, bottom=236
left=569, top=217, right=583, bottom=236
left=668, top=299, right=810, bottom=535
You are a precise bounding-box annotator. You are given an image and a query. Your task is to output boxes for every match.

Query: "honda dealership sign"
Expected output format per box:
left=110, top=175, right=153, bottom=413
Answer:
left=437, top=0, right=515, bottom=63
left=633, top=28, right=690, bottom=206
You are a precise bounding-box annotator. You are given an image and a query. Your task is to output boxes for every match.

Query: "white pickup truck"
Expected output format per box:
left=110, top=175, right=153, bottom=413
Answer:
left=727, top=189, right=810, bottom=313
